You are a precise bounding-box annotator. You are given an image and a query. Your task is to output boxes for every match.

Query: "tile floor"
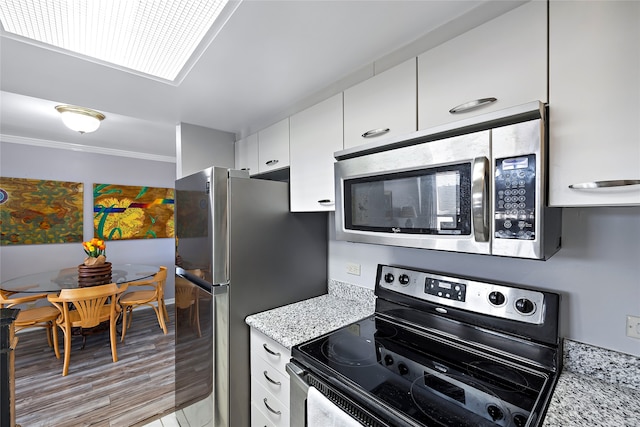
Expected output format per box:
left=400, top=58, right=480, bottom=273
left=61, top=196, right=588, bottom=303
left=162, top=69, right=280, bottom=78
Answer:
left=142, top=409, right=209, bottom=427
left=142, top=396, right=214, bottom=427
left=142, top=412, right=180, bottom=427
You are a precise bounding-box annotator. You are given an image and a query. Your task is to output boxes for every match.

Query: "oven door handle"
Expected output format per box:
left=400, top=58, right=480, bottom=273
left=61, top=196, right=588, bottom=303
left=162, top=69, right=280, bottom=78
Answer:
left=472, top=156, right=490, bottom=242
left=287, top=362, right=310, bottom=427
left=286, top=362, right=310, bottom=393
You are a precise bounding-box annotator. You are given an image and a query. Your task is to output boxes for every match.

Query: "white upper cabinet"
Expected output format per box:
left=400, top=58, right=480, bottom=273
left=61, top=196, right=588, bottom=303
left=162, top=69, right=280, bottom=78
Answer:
left=290, top=94, right=343, bottom=212
left=548, top=0, right=640, bottom=206
left=235, top=133, right=259, bottom=176
left=418, top=1, right=547, bottom=130
left=343, top=58, right=417, bottom=149
left=258, top=118, right=290, bottom=174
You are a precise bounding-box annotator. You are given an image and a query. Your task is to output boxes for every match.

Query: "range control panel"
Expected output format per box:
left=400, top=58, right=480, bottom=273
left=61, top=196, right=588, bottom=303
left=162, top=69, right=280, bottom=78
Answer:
left=378, top=265, right=545, bottom=325
left=425, top=277, right=466, bottom=302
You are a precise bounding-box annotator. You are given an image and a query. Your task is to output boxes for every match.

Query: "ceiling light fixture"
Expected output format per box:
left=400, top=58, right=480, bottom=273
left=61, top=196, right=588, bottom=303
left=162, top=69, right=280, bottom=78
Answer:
left=55, top=105, right=106, bottom=134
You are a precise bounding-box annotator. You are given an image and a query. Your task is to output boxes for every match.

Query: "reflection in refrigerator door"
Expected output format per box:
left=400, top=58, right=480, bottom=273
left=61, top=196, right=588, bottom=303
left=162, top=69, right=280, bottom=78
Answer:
left=174, top=167, right=328, bottom=427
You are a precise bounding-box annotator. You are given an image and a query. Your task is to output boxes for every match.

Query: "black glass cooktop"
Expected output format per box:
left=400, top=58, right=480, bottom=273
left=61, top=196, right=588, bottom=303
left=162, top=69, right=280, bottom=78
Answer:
left=293, top=315, right=553, bottom=427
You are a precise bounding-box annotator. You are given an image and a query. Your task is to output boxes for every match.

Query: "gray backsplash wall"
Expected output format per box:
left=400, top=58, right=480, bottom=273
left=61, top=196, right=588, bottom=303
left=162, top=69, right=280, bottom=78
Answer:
left=328, top=207, right=640, bottom=357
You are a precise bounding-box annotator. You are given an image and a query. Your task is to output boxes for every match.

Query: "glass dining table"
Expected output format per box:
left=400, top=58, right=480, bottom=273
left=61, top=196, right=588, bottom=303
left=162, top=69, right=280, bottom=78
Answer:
left=0, top=264, right=160, bottom=294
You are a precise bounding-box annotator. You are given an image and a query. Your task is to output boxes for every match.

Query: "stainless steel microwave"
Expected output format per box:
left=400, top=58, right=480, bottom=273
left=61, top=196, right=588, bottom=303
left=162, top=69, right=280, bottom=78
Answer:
left=334, top=101, right=562, bottom=260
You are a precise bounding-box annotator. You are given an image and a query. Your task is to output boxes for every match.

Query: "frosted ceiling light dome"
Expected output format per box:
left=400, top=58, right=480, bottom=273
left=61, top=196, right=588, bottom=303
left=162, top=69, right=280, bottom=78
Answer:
left=0, top=0, right=232, bottom=82
left=55, top=105, right=106, bottom=134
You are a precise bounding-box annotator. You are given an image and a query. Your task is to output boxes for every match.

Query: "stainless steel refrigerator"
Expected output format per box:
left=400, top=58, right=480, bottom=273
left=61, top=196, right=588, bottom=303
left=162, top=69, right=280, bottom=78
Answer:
left=174, top=167, right=327, bottom=427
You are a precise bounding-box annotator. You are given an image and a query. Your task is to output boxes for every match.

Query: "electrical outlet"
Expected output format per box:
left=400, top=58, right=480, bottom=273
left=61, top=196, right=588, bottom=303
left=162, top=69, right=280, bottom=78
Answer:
left=626, top=315, right=640, bottom=339
left=346, top=262, right=361, bottom=276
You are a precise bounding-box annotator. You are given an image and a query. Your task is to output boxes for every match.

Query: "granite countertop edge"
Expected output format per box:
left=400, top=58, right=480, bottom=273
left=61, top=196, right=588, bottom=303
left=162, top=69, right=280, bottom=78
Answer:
left=245, top=279, right=376, bottom=350
left=245, top=281, right=640, bottom=426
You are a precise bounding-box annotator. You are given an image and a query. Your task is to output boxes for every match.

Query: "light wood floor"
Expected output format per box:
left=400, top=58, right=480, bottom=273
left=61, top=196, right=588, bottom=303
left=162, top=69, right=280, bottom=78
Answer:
left=14, top=305, right=176, bottom=427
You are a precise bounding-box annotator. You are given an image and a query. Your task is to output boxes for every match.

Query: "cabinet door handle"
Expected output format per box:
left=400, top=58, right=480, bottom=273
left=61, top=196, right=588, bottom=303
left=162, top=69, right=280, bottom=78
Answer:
left=569, top=180, right=640, bottom=189
left=449, top=97, right=497, bottom=114
left=361, top=128, right=390, bottom=138
left=263, top=398, right=282, bottom=415
left=265, top=159, right=279, bottom=166
left=318, top=199, right=335, bottom=206
left=240, top=167, right=250, bottom=171
left=262, top=343, right=280, bottom=357
left=263, top=370, right=281, bottom=385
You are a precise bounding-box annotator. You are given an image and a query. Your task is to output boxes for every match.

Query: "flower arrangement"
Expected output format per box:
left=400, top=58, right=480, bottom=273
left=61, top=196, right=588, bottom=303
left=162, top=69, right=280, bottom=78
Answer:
left=82, top=238, right=107, bottom=266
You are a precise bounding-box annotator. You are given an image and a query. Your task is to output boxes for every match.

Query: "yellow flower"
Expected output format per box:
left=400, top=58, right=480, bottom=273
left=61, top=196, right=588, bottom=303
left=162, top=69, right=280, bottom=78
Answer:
left=83, top=237, right=106, bottom=258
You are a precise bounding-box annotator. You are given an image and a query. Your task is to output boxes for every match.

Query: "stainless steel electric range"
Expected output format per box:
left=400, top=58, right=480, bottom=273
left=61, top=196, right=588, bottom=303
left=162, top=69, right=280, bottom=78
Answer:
left=287, top=264, right=562, bottom=427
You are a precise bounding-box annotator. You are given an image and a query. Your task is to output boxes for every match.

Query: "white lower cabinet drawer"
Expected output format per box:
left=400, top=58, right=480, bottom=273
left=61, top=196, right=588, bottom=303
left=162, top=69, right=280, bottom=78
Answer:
left=251, top=351, right=290, bottom=406
left=251, top=402, right=276, bottom=427
left=251, top=379, right=290, bottom=427
left=250, top=328, right=291, bottom=374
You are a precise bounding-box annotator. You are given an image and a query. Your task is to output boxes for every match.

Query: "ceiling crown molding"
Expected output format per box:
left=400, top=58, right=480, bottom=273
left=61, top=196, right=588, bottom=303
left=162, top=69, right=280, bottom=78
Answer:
left=0, top=134, right=176, bottom=163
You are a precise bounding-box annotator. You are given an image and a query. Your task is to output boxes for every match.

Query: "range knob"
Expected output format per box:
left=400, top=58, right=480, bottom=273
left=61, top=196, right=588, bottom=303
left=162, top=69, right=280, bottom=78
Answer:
left=384, top=273, right=395, bottom=283
left=488, top=291, right=506, bottom=306
left=398, top=363, right=409, bottom=376
left=398, top=274, right=410, bottom=286
left=515, top=298, right=535, bottom=314
left=384, top=355, right=394, bottom=366
left=487, top=405, right=504, bottom=421
left=513, top=414, right=528, bottom=427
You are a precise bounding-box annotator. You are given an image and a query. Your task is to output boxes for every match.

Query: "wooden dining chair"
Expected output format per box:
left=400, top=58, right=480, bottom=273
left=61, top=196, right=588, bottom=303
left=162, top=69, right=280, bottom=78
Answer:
left=120, top=266, right=168, bottom=342
left=47, top=282, right=128, bottom=376
left=0, top=290, right=60, bottom=349
left=175, top=271, right=202, bottom=338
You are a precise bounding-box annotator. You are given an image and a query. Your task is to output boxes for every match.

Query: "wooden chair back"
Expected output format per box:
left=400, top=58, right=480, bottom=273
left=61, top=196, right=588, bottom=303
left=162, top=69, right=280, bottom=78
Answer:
left=47, top=282, right=128, bottom=376
left=0, top=290, right=61, bottom=349
left=48, top=283, right=127, bottom=329
left=119, top=266, right=168, bottom=341
left=175, top=268, right=203, bottom=309
left=0, top=291, right=49, bottom=309
left=175, top=277, right=197, bottom=309
left=128, top=266, right=167, bottom=298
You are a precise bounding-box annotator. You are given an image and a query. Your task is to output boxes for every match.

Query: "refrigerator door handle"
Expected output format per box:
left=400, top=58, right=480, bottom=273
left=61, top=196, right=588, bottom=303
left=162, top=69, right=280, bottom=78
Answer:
left=176, top=267, right=228, bottom=295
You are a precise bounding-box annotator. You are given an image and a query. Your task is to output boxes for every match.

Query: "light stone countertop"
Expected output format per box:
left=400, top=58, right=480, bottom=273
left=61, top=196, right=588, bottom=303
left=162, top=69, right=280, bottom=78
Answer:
left=245, top=280, right=375, bottom=350
left=246, top=282, right=640, bottom=426
left=543, top=340, right=640, bottom=427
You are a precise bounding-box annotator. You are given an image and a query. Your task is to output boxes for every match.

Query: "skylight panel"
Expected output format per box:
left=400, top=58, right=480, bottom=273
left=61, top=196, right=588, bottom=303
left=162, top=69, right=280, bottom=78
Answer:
left=0, top=0, right=231, bottom=82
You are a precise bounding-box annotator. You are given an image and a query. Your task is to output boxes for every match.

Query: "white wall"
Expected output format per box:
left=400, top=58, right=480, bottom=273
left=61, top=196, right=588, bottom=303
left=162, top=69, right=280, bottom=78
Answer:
left=176, top=123, right=235, bottom=178
left=329, top=207, right=640, bottom=357
left=0, top=141, right=177, bottom=298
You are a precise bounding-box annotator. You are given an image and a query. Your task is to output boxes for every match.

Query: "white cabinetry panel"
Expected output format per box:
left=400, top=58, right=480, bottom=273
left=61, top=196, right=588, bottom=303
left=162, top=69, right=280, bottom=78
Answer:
left=258, top=118, right=290, bottom=174
left=418, top=0, right=547, bottom=129
left=235, top=133, right=259, bottom=175
left=548, top=0, right=640, bottom=206
left=290, top=93, right=343, bottom=212
left=344, top=58, right=416, bottom=149
left=250, top=328, right=291, bottom=427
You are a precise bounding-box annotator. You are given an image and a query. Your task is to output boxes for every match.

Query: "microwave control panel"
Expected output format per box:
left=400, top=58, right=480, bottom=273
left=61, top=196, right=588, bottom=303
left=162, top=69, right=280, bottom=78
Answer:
left=494, top=154, right=536, bottom=240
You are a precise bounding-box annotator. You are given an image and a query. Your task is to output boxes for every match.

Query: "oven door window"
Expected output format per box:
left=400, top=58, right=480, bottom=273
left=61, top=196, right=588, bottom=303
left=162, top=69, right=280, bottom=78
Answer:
left=344, top=164, right=471, bottom=235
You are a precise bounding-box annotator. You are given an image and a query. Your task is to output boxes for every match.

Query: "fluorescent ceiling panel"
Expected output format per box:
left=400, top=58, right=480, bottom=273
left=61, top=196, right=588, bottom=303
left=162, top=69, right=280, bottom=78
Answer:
left=0, top=0, right=231, bottom=82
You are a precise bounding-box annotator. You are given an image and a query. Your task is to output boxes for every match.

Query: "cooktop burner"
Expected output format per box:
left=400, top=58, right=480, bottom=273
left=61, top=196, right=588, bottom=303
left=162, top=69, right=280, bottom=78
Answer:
left=321, top=334, right=378, bottom=367
left=320, top=321, right=399, bottom=367
left=291, top=265, right=561, bottom=427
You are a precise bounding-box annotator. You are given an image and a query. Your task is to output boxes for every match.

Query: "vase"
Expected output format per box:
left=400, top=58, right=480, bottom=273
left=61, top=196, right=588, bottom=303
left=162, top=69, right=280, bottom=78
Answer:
left=77, top=262, right=112, bottom=287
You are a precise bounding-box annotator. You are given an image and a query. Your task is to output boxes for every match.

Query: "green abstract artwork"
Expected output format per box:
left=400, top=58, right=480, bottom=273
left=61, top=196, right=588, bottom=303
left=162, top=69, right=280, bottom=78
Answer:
left=93, top=183, right=174, bottom=240
left=0, top=177, right=84, bottom=245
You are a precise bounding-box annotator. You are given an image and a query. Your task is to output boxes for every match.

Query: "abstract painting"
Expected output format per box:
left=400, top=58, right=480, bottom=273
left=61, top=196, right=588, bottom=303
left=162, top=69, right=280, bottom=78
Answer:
left=93, top=183, right=174, bottom=240
left=0, top=177, right=84, bottom=245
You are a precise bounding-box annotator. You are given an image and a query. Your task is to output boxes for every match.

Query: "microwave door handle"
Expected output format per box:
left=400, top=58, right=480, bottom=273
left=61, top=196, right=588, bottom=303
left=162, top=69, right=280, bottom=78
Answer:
left=472, top=157, right=490, bottom=242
